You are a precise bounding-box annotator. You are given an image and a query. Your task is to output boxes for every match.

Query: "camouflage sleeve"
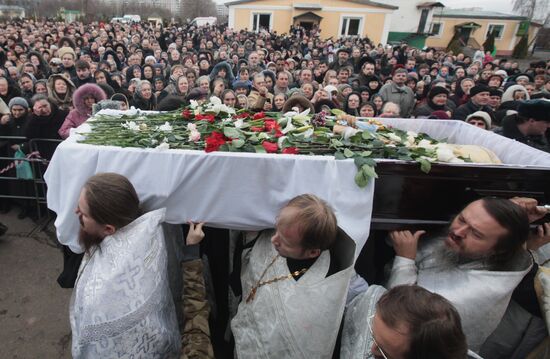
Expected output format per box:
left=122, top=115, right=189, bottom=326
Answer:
left=180, top=259, right=215, bottom=359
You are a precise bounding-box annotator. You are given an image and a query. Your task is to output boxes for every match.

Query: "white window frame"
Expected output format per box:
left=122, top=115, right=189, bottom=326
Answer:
left=429, top=21, right=444, bottom=38
left=250, top=12, right=273, bottom=32
left=339, top=15, right=364, bottom=37
left=486, top=23, right=505, bottom=40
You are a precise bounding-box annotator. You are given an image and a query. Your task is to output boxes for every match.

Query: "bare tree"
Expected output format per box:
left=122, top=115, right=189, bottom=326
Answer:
left=513, top=0, right=549, bottom=22
left=181, top=0, right=217, bottom=22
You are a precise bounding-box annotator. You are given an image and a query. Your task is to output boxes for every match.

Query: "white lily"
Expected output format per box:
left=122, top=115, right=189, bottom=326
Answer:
left=189, top=100, right=199, bottom=109
left=282, top=118, right=296, bottom=134
left=277, top=136, right=288, bottom=149
left=209, top=96, right=222, bottom=106
left=387, top=133, right=401, bottom=143
left=303, top=128, right=314, bottom=139
left=158, top=122, right=173, bottom=132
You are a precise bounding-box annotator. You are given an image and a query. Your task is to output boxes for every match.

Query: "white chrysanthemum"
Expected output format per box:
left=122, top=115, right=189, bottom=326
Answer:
left=139, top=123, right=148, bottom=131
left=158, top=122, right=173, bottom=132
left=122, top=121, right=140, bottom=131
left=155, top=142, right=170, bottom=150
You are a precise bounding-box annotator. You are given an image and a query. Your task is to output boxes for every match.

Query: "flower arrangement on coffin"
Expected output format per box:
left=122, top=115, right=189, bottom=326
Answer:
left=79, top=96, right=498, bottom=188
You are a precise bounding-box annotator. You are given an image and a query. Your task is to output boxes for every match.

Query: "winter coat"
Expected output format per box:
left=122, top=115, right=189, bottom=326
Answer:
left=494, top=114, right=550, bottom=153
left=378, top=82, right=416, bottom=118
left=501, top=85, right=530, bottom=103
left=24, top=104, right=68, bottom=159
left=130, top=92, right=157, bottom=111
left=453, top=100, right=494, bottom=121
left=413, top=101, right=453, bottom=118
left=59, top=84, right=106, bottom=139
left=209, top=61, right=235, bottom=84
left=47, top=74, right=76, bottom=111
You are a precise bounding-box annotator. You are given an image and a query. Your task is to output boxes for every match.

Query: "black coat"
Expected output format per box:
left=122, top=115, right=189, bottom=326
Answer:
left=24, top=105, right=68, bottom=159
left=494, top=115, right=550, bottom=153
left=454, top=100, right=494, bottom=121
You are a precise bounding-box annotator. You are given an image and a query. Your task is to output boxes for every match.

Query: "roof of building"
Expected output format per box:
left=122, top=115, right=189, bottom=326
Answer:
left=417, top=2, right=445, bottom=8
left=225, top=0, right=398, bottom=10
left=437, top=8, right=528, bottom=20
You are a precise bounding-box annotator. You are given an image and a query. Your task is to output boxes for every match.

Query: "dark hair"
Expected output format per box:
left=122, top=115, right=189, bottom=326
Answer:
left=75, top=60, right=90, bottom=70
left=83, top=173, right=141, bottom=230
left=377, top=285, right=468, bottom=359
left=281, top=194, right=338, bottom=251
left=481, top=197, right=530, bottom=265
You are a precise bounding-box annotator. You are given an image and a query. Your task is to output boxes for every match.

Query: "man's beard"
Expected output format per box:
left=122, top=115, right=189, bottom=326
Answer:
left=435, top=230, right=498, bottom=271
left=79, top=227, right=105, bottom=253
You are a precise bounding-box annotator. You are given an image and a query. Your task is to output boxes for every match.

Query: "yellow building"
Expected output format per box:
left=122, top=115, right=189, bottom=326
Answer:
left=226, top=0, right=398, bottom=44
left=426, top=8, right=542, bottom=56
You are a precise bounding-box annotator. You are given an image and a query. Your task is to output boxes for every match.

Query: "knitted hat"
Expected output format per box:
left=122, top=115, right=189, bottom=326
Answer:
left=466, top=111, right=492, bottom=128
left=489, top=88, right=503, bottom=97
left=518, top=99, right=550, bottom=121
left=428, top=86, right=449, bottom=99
left=8, top=97, right=29, bottom=110
left=58, top=46, right=76, bottom=60
left=233, top=80, right=250, bottom=90
left=469, top=84, right=490, bottom=97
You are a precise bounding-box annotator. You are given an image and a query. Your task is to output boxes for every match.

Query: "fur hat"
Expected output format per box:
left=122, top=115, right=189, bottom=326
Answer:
left=466, top=111, right=492, bottom=128
left=282, top=94, right=315, bottom=114
left=57, top=46, right=76, bottom=60
left=518, top=99, right=550, bottom=121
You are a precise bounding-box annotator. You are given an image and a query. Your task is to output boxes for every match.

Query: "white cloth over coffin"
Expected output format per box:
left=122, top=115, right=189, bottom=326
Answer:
left=374, top=118, right=550, bottom=167
left=231, top=230, right=356, bottom=359
left=70, top=208, right=180, bottom=359
left=387, top=238, right=533, bottom=352
left=45, top=134, right=374, bottom=257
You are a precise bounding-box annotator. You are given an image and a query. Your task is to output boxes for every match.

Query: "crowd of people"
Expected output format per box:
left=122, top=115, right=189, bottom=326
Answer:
left=0, top=16, right=550, bottom=359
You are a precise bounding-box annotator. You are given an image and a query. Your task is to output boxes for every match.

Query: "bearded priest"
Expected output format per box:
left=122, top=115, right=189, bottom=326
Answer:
left=71, top=173, right=181, bottom=358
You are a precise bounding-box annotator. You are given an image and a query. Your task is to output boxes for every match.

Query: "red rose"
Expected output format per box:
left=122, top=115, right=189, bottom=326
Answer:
left=282, top=147, right=299, bottom=154
left=274, top=129, right=283, bottom=138
left=264, top=119, right=277, bottom=131
left=253, top=112, right=266, bottom=120
left=196, top=114, right=215, bottom=123
left=182, top=109, right=192, bottom=119
left=205, top=131, right=226, bottom=152
left=251, top=126, right=265, bottom=132
left=262, top=141, right=278, bottom=153
left=235, top=112, right=250, bottom=119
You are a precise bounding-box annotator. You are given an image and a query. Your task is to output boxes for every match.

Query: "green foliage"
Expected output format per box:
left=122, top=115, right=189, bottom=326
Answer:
left=483, top=30, right=496, bottom=53
left=512, top=35, right=529, bottom=59
left=446, top=30, right=462, bottom=54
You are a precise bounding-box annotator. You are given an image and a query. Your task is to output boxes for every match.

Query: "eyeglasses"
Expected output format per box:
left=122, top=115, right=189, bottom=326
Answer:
left=368, top=315, right=389, bottom=359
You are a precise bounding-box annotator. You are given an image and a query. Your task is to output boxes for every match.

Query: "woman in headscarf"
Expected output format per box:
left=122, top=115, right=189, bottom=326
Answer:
left=130, top=80, right=157, bottom=111
left=46, top=74, right=76, bottom=111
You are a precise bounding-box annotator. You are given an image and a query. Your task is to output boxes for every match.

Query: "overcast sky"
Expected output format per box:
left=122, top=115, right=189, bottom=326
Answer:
left=215, top=0, right=516, bottom=14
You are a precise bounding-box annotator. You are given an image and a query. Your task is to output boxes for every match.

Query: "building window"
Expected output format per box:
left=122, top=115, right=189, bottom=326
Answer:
left=430, top=22, right=442, bottom=36
left=340, top=17, right=362, bottom=36
left=487, top=24, right=505, bottom=39
left=252, top=13, right=271, bottom=32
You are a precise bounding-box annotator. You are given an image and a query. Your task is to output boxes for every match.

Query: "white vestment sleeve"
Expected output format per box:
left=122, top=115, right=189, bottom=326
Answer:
left=531, top=242, right=550, bottom=266
left=386, top=256, right=418, bottom=288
